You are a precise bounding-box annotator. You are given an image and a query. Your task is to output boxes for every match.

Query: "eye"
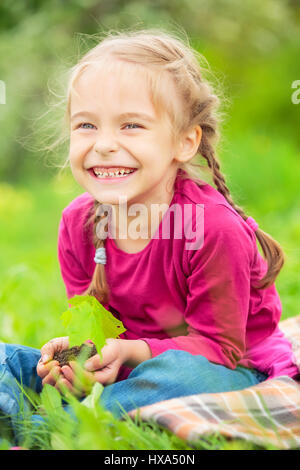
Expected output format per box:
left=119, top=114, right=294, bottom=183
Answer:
left=78, top=122, right=95, bottom=130
left=123, top=123, right=143, bottom=130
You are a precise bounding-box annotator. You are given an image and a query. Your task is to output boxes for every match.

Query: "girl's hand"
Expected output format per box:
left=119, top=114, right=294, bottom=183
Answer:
left=36, top=337, right=69, bottom=390
left=61, top=338, right=126, bottom=390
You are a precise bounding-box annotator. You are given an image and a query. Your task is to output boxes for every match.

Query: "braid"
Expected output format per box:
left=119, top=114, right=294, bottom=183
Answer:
left=198, top=133, right=285, bottom=289
left=82, top=200, right=110, bottom=304
left=200, top=133, right=247, bottom=219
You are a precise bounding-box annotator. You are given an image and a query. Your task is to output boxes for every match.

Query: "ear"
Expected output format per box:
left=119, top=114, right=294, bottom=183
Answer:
left=174, top=125, right=202, bottom=163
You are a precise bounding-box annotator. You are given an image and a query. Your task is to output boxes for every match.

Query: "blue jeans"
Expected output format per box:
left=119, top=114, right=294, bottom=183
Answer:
left=0, top=343, right=267, bottom=424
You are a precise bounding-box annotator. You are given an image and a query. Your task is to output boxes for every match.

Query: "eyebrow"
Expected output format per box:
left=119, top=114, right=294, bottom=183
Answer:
left=71, top=111, right=156, bottom=122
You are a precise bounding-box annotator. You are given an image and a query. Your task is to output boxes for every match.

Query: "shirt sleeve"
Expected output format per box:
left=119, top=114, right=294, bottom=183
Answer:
left=140, top=204, right=255, bottom=369
left=57, top=212, right=92, bottom=299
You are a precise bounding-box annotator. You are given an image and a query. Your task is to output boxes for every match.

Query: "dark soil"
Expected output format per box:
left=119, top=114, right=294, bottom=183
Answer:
left=53, top=343, right=97, bottom=367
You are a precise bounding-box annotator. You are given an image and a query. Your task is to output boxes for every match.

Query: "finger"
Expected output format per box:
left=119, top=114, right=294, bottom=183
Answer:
left=61, top=367, right=85, bottom=397
left=61, top=365, right=75, bottom=384
left=68, top=361, right=96, bottom=393
left=69, top=361, right=96, bottom=382
left=84, top=339, right=118, bottom=372
left=37, top=359, right=60, bottom=379
left=84, top=354, right=103, bottom=372
left=42, top=366, right=62, bottom=387
left=41, top=336, right=69, bottom=363
left=40, top=337, right=69, bottom=364
left=55, top=378, right=83, bottom=398
left=84, top=347, right=115, bottom=372
left=42, top=366, right=62, bottom=386
left=93, top=365, right=119, bottom=385
left=42, top=374, right=56, bottom=387
left=61, top=365, right=88, bottom=394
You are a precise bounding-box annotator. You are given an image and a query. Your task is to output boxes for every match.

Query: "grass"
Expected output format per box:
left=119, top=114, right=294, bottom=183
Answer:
left=0, top=130, right=299, bottom=449
left=0, top=382, right=266, bottom=451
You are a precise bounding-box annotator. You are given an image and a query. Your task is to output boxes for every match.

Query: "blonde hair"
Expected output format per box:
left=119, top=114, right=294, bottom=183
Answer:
left=60, top=28, right=284, bottom=304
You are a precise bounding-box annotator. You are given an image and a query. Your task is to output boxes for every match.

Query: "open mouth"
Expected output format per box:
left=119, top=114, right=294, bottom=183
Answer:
left=88, top=167, right=138, bottom=181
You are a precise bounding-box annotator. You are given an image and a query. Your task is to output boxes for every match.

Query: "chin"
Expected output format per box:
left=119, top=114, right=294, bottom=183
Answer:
left=92, top=193, right=125, bottom=206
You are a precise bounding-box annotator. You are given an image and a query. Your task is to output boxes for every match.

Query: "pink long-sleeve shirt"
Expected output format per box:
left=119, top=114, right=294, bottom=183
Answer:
left=57, top=169, right=299, bottom=382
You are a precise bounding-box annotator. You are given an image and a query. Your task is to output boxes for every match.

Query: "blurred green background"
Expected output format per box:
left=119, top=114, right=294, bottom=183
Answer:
left=0, top=0, right=300, bottom=347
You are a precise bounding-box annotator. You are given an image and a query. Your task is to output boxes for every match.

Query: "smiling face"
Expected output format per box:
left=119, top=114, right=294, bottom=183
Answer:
left=68, top=59, right=182, bottom=209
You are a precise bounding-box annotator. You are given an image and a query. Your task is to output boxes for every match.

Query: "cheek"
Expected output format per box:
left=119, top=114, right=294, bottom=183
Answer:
left=69, top=137, right=90, bottom=159
left=131, top=136, right=169, bottom=159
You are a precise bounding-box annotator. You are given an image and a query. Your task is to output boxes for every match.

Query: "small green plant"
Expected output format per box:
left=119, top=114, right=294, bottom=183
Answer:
left=57, top=295, right=126, bottom=364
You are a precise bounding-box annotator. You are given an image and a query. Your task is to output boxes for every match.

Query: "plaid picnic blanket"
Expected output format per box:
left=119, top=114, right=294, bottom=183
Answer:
left=129, top=316, right=300, bottom=449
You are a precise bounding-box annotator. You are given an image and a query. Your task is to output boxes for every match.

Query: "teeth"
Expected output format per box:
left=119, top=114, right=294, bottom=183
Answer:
left=93, top=168, right=136, bottom=178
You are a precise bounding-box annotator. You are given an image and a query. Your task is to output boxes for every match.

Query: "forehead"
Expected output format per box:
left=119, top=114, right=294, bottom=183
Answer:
left=70, top=60, right=159, bottom=117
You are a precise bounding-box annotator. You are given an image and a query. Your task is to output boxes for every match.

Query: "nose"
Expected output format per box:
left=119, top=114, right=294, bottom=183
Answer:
left=94, top=130, right=119, bottom=155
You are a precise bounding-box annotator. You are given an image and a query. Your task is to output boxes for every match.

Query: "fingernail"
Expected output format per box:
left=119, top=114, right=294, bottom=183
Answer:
left=42, top=355, right=50, bottom=363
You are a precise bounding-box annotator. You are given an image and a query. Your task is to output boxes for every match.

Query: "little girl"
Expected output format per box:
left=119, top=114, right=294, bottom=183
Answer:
left=0, top=29, right=298, bottom=424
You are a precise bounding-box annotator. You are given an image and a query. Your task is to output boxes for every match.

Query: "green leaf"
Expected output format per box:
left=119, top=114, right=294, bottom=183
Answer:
left=40, top=384, right=62, bottom=413
left=82, top=382, right=104, bottom=410
left=60, top=295, right=126, bottom=356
